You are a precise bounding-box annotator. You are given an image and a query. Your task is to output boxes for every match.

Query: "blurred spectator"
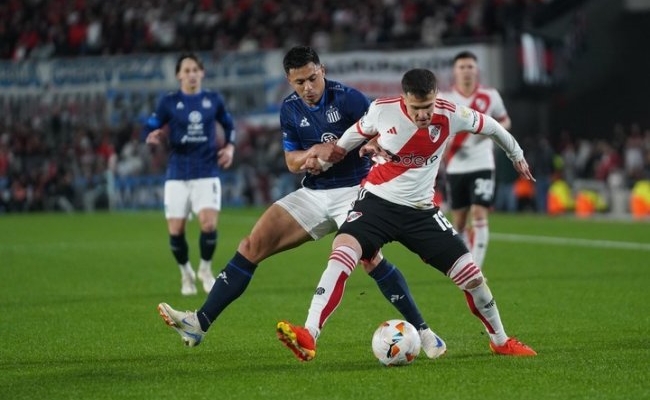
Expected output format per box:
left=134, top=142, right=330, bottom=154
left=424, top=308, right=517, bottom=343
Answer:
left=494, top=146, right=519, bottom=212
left=528, top=134, right=556, bottom=213
left=624, top=123, right=645, bottom=182
left=0, top=0, right=551, bottom=60
left=594, top=140, right=621, bottom=182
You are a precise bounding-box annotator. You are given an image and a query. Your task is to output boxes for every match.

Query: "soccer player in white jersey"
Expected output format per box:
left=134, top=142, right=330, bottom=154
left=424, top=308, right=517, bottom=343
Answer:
left=438, top=51, right=512, bottom=269
left=156, top=46, right=445, bottom=361
left=143, top=53, right=236, bottom=295
left=280, top=68, right=537, bottom=357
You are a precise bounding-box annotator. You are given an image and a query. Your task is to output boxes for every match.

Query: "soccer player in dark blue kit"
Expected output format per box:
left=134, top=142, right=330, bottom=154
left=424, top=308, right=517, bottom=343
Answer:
left=157, top=46, right=446, bottom=361
left=144, top=53, right=236, bottom=296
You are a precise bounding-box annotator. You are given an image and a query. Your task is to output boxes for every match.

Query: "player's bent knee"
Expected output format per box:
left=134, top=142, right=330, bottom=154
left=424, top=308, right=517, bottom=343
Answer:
left=237, top=234, right=273, bottom=263
left=464, top=276, right=484, bottom=289
left=200, top=223, right=216, bottom=232
left=447, top=253, right=486, bottom=291
left=360, top=260, right=374, bottom=273
left=237, top=236, right=255, bottom=256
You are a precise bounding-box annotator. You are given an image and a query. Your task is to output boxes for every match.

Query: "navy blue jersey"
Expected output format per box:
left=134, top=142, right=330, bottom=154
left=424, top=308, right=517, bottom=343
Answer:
left=143, top=90, right=235, bottom=180
left=281, top=79, right=371, bottom=189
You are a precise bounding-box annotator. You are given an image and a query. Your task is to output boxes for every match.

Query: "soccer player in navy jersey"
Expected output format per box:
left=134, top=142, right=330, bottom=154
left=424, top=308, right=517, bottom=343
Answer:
left=143, top=53, right=236, bottom=296
left=157, top=46, right=446, bottom=361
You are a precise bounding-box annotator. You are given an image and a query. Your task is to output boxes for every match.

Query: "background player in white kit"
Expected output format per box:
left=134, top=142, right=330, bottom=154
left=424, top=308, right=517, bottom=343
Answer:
left=143, top=53, right=236, bottom=295
left=439, top=51, right=512, bottom=269
left=280, top=68, right=537, bottom=358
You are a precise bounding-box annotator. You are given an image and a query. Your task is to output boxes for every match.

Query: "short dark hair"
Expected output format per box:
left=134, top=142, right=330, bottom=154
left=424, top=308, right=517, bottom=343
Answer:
left=283, top=46, right=321, bottom=74
left=175, top=53, right=204, bottom=74
left=453, top=50, right=478, bottom=64
left=401, top=69, right=438, bottom=98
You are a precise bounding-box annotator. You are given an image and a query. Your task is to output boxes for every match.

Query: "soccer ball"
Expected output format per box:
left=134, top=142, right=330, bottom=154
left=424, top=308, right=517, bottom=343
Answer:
left=371, top=319, right=421, bottom=366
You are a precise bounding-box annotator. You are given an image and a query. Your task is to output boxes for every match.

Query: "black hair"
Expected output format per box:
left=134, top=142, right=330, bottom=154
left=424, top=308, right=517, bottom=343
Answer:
left=282, top=46, right=321, bottom=74
left=175, top=53, right=204, bottom=74
left=453, top=50, right=478, bottom=64
left=401, top=69, right=438, bottom=98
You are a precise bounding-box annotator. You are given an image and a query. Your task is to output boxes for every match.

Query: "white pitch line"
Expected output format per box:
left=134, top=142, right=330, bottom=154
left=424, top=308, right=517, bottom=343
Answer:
left=491, top=233, right=650, bottom=251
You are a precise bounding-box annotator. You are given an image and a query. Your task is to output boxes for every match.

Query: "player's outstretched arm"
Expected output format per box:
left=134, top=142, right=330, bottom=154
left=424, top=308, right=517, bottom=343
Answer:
left=468, top=112, right=535, bottom=182
left=513, top=158, right=536, bottom=182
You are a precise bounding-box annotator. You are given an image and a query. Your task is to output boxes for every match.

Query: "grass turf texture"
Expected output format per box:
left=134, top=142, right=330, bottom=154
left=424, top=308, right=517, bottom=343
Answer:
left=1, top=210, right=648, bottom=400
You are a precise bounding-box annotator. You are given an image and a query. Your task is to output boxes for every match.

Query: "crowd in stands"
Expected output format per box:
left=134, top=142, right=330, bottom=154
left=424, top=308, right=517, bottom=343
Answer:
left=1, top=94, right=649, bottom=214
left=1, top=0, right=647, bottom=215
left=488, top=125, right=650, bottom=215
left=1, top=0, right=546, bottom=60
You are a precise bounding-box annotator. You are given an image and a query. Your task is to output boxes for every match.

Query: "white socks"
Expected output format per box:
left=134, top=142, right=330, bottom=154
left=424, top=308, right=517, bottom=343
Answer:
left=471, top=218, right=489, bottom=268
left=448, top=254, right=507, bottom=345
left=305, top=246, right=359, bottom=340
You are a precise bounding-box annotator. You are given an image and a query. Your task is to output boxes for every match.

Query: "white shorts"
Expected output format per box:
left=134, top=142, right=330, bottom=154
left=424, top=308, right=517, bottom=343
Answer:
left=164, top=178, right=222, bottom=219
left=275, top=186, right=359, bottom=240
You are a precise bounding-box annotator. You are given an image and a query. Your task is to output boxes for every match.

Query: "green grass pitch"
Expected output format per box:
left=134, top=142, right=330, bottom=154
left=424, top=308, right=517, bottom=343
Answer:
left=1, top=209, right=648, bottom=400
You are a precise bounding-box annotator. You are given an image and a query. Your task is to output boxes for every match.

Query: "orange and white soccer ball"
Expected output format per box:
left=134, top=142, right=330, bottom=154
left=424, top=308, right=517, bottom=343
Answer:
left=371, top=319, right=421, bottom=366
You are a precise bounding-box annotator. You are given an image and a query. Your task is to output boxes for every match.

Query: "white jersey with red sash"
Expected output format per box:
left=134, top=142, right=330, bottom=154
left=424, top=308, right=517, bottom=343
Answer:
left=439, top=85, right=509, bottom=174
left=335, top=96, right=523, bottom=209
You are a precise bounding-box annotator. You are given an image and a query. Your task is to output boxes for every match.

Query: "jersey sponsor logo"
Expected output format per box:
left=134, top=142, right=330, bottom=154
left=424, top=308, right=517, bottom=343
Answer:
left=390, top=152, right=439, bottom=168
left=428, top=125, right=441, bottom=142
left=202, top=97, right=212, bottom=108
left=346, top=211, right=363, bottom=223
left=300, top=117, right=310, bottom=127
left=321, top=132, right=337, bottom=142
left=182, top=110, right=207, bottom=143
left=181, top=135, right=208, bottom=144
left=325, top=106, right=341, bottom=123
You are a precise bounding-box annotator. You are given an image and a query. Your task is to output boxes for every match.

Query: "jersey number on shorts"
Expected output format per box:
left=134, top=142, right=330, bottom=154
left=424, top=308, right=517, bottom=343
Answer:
left=432, top=210, right=453, bottom=231
left=474, top=178, right=494, bottom=201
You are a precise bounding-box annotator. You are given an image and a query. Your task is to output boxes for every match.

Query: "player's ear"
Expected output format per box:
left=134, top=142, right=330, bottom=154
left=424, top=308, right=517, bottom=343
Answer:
left=320, top=64, right=326, bottom=76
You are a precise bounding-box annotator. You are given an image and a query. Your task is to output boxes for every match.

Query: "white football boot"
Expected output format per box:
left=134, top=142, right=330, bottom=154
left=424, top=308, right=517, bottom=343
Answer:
left=419, top=328, right=447, bottom=359
left=179, top=264, right=197, bottom=296
left=197, top=261, right=216, bottom=293
left=157, top=302, right=205, bottom=347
